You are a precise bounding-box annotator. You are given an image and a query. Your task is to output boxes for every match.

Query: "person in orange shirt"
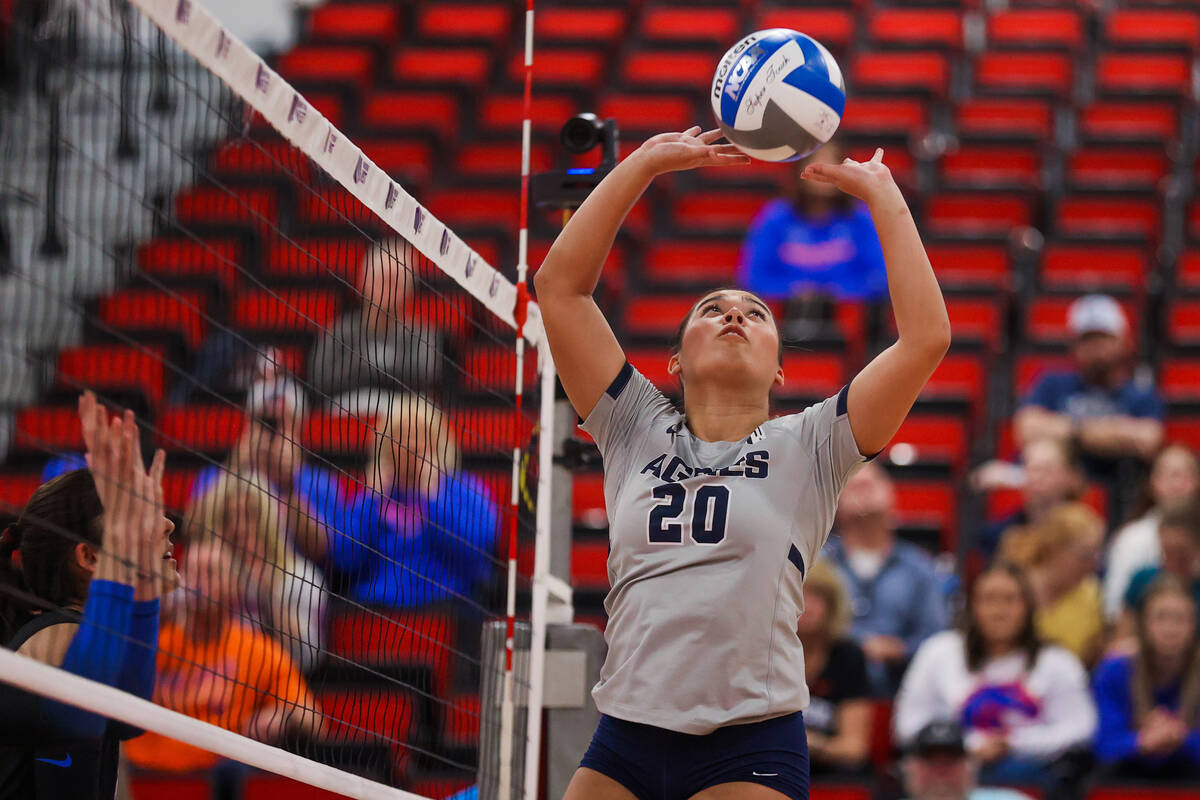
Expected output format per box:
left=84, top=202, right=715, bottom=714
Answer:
left=125, top=537, right=322, bottom=774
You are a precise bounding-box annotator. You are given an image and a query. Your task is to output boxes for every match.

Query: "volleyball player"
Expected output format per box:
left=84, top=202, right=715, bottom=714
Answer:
left=0, top=392, right=175, bottom=799
left=534, top=128, right=951, bottom=800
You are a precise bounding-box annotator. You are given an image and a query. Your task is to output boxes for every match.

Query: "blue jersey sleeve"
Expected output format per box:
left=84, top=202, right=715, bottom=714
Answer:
left=1022, top=373, right=1068, bottom=411
left=1126, top=386, right=1166, bottom=420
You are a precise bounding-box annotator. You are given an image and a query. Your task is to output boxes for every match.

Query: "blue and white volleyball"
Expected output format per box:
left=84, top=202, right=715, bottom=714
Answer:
left=711, top=29, right=846, bottom=162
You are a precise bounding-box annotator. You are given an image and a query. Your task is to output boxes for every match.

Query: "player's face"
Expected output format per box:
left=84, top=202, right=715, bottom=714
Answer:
left=971, top=571, right=1028, bottom=648
left=1151, top=446, right=1200, bottom=509
left=672, top=292, right=783, bottom=398
left=1143, top=591, right=1197, bottom=662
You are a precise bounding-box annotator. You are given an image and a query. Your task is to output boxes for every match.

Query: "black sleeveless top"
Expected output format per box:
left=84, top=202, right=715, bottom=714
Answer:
left=0, top=611, right=127, bottom=800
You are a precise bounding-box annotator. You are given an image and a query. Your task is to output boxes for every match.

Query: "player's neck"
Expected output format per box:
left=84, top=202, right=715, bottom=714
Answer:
left=682, top=391, right=769, bottom=443
left=840, top=522, right=892, bottom=552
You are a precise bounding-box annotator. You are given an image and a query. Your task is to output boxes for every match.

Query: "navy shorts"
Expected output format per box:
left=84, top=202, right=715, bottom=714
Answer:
left=579, top=711, right=810, bottom=800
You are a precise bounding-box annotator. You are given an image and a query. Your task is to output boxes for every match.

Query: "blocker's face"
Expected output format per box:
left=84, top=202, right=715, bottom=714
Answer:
left=674, top=291, right=782, bottom=398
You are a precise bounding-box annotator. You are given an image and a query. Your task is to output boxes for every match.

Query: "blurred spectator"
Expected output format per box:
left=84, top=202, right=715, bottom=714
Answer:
left=330, top=394, right=499, bottom=606
left=738, top=138, right=886, bottom=340
left=999, top=503, right=1105, bottom=666
left=828, top=462, right=948, bottom=695
left=308, top=239, right=443, bottom=413
left=1093, top=575, right=1200, bottom=780
left=1105, top=444, right=1200, bottom=620
left=895, top=563, right=1096, bottom=789
left=1114, top=502, right=1200, bottom=643
left=125, top=538, right=322, bottom=776
left=901, top=721, right=1036, bottom=800
left=192, top=374, right=346, bottom=568
left=797, top=560, right=872, bottom=777
left=972, top=438, right=1086, bottom=559
left=187, top=471, right=326, bottom=672
left=1014, top=295, right=1163, bottom=508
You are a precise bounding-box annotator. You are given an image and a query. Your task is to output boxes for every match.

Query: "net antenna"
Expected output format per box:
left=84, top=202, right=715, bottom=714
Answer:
left=0, top=0, right=558, bottom=797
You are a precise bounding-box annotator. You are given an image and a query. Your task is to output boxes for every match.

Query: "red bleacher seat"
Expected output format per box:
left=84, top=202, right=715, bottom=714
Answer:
left=1057, top=196, right=1160, bottom=241
left=536, top=7, right=625, bottom=42
left=157, top=405, right=246, bottom=454
left=175, top=186, right=279, bottom=231
left=417, top=3, right=512, bottom=41
left=442, top=693, right=481, bottom=749
left=299, top=186, right=377, bottom=227
left=625, top=294, right=698, bottom=338
left=410, top=778, right=474, bottom=800
left=573, top=471, right=606, bottom=525
left=362, top=91, right=459, bottom=137
left=922, top=354, right=987, bottom=411
left=599, top=94, right=696, bottom=137
left=893, top=481, right=958, bottom=551
left=673, top=191, right=771, bottom=232
left=138, top=237, right=242, bottom=293
left=454, top=407, right=535, bottom=457
left=809, top=783, right=873, bottom=800
left=457, top=142, right=552, bottom=178
left=946, top=297, right=1005, bottom=350
left=232, top=288, right=339, bottom=333
left=624, top=49, right=718, bottom=91
left=1166, top=418, right=1200, bottom=453
left=1161, top=359, right=1200, bottom=404
left=211, top=139, right=302, bottom=179
left=926, top=192, right=1032, bottom=237
left=870, top=701, right=894, bottom=771
left=1067, top=146, right=1168, bottom=190
left=841, top=96, right=928, bottom=138
left=308, top=3, right=400, bottom=42
left=626, top=348, right=678, bottom=391
left=480, top=93, right=578, bottom=134
left=955, top=98, right=1052, bottom=140
left=162, top=468, right=197, bottom=513
left=427, top=187, right=522, bottom=230
left=0, top=472, right=41, bottom=513
left=98, top=289, right=207, bottom=349
left=869, top=9, right=963, bottom=49
left=393, top=46, right=491, bottom=87
left=644, top=239, right=741, bottom=285
left=1027, top=296, right=1140, bottom=345
left=327, top=609, right=456, bottom=694
left=640, top=7, right=739, bottom=44
left=1086, top=787, right=1200, bottom=800
left=1105, top=9, right=1200, bottom=50
left=1169, top=300, right=1200, bottom=347
left=243, top=775, right=346, bottom=800
left=318, top=686, right=416, bottom=744
left=852, top=52, right=950, bottom=96
left=1178, top=251, right=1200, bottom=291
left=266, top=238, right=367, bottom=283
left=278, top=46, right=374, bottom=89
left=890, top=416, right=968, bottom=468
left=128, top=776, right=212, bottom=800
left=926, top=242, right=1011, bottom=290
left=1078, top=102, right=1178, bottom=142
left=572, top=539, right=610, bottom=590
left=58, top=346, right=165, bottom=410
left=779, top=353, right=845, bottom=400
left=758, top=8, right=855, bottom=50
left=1193, top=202, right=1200, bottom=240
left=1014, top=353, right=1075, bottom=397
left=461, top=345, right=538, bottom=393
left=302, top=411, right=374, bottom=455
left=1095, top=53, right=1191, bottom=94
left=1040, top=244, right=1147, bottom=292
left=975, top=52, right=1072, bottom=95
left=515, top=48, right=605, bottom=88
left=357, top=139, right=434, bottom=186
left=13, top=407, right=83, bottom=453
left=987, top=9, right=1083, bottom=49
left=940, top=146, right=1040, bottom=189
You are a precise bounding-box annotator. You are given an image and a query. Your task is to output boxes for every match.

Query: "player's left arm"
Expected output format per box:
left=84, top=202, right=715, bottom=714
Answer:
left=802, top=149, right=951, bottom=456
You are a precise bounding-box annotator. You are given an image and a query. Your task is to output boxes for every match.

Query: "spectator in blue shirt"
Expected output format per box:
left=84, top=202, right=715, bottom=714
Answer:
left=1016, top=295, right=1164, bottom=478
left=739, top=139, right=886, bottom=340
left=827, top=462, right=949, bottom=695
left=1093, top=574, right=1200, bottom=780
left=331, top=393, right=499, bottom=607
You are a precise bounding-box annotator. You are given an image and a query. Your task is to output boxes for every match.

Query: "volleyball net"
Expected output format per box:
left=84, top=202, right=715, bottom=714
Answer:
left=0, top=0, right=554, bottom=798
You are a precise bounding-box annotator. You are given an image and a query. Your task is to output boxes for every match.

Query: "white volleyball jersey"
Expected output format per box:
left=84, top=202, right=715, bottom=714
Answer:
left=580, top=363, right=868, bottom=735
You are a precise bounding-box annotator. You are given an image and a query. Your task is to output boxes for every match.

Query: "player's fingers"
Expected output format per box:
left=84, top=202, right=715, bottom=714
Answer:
left=683, top=125, right=702, bottom=137
left=713, top=153, right=752, bottom=165
left=801, top=166, right=839, bottom=185
left=150, top=448, right=166, bottom=513
left=698, top=128, right=724, bottom=144
left=710, top=144, right=744, bottom=156
left=871, top=147, right=884, bottom=164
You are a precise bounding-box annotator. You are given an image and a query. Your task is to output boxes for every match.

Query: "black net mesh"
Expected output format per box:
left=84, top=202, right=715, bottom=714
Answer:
left=0, top=1, right=538, bottom=796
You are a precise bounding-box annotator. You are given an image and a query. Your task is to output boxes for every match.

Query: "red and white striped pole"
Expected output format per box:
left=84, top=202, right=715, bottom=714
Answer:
left=500, top=0, right=536, bottom=798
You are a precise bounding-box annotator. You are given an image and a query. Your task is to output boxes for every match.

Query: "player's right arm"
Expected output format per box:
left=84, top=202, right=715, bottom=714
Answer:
left=534, top=127, right=748, bottom=419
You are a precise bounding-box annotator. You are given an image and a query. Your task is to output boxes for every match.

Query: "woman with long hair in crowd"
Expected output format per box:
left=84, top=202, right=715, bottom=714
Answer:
left=1093, top=574, right=1200, bottom=779
left=0, top=393, right=175, bottom=800
left=895, top=562, right=1096, bottom=790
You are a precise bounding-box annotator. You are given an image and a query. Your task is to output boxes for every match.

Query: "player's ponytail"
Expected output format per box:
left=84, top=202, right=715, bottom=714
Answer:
left=0, top=469, right=104, bottom=643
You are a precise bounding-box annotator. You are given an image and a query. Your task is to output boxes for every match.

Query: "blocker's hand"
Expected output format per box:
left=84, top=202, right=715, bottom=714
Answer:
left=634, top=127, right=750, bottom=176
left=801, top=147, right=900, bottom=206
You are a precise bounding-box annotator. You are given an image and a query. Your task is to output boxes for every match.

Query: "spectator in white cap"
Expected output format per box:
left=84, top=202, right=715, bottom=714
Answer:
left=1014, top=294, right=1164, bottom=490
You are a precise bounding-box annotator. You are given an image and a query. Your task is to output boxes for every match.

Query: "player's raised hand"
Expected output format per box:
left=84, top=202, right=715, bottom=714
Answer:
left=801, top=147, right=900, bottom=206
left=634, top=127, right=750, bottom=175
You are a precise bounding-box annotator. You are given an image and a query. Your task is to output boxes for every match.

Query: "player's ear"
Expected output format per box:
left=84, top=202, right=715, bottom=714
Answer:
left=774, top=364, right=785, bottom=388
left=667, top=352, right=681, bottom=377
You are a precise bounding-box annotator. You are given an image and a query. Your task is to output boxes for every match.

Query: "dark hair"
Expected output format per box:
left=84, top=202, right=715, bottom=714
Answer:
left=0, top=469, right=103, bottom=642
left=1158, top=499, right=1200, bottom=548
left=963, top=561, right=1042, bottom=673
left=1133, top=574, right=1200, bottom=727
left=1126, top=443, right=1200, bottom=523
